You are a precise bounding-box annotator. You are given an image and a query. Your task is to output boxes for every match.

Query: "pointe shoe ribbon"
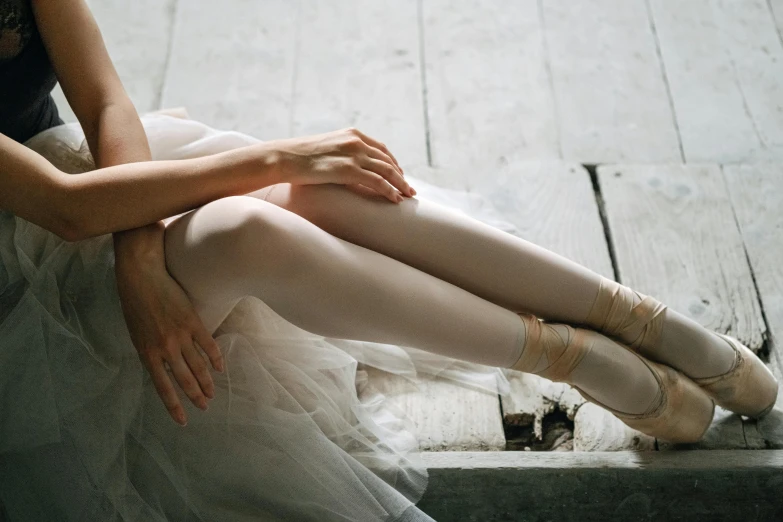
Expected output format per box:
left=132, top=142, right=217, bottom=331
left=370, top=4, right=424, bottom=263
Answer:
left=584, top=278, right=667, bottom=354
left=691, top=333, right=779, bottom=418
left=510, top=313, right=589, bottom=383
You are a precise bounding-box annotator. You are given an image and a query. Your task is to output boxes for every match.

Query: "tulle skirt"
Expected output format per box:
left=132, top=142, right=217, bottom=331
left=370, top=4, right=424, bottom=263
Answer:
left=0, top=115, right=520, bottom=521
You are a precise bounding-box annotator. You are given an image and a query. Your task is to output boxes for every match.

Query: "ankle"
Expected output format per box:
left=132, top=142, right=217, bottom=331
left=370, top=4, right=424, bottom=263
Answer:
left=510, top=314, right=581, bottom=379
left=584, top=277, right=667, bottom=353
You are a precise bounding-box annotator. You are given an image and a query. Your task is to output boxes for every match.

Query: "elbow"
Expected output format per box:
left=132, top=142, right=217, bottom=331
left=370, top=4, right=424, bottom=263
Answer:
left=54, top=209, right=89, bottom=243
left=57, top=219, right=88, bottom=243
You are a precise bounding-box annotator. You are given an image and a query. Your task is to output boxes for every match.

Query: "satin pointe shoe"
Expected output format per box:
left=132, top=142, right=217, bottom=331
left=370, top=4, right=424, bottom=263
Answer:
left=510, top=313, right=714, bottom=444
left=583, top=277, right=779, bottom=418
left=691, top=333, right=778, bottom=418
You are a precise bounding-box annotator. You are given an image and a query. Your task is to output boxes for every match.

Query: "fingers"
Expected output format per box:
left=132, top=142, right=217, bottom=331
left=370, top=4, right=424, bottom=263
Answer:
left=352, top=128, right=403, bottom=172
left=147, top=358, right=188, bottom=426
left=360, top=156, right=413, bottom=198
left=193, top=323, right=225, bottom=373
left=168, top=348, right=209, bottom=411
left=183, top=341, right=215, bottom=400
left=364, top=147, right=416, bottom=194
left=358, top=170, right=404, bottom=203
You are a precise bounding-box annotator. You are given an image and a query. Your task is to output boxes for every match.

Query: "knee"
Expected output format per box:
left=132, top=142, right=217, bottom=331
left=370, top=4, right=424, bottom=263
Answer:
left=219, top=196, right=314, bottom=272
left=284, top=183, right=339, bottom=221
left=166, top=196, right=312, bottom=283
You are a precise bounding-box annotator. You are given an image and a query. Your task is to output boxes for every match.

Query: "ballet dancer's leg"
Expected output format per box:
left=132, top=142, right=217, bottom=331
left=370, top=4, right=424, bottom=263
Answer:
left=163, top=195, right=660, bottom=415
left=254, top=183, right=736, bottom=380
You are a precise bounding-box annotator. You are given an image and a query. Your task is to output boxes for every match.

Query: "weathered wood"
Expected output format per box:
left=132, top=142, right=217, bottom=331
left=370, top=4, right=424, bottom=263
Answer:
left=470, top=162, right=614, bottom=279
left=417, top=450, right=783, bottom=521
left=161, top=0, right=298, bottom=140
left=649, top=0, right=783, bottom=162
left=502, top=373, right=575, bottom=451
left=722, top=163, right=783, bottom=448
left=423, top=0, right=559, bottom=179
left=574, top=403, right=656, bottom=451
left=358, top=366, right=506, bottom=451
left=599, top=164, right=765, bottom=350
left=771, top=0, right=783, bottom=40
left=542, top=0, right=681, bottom=163
left=292, top=0, right=427, bottom=166
left=51, top=0, right=176, bottom=121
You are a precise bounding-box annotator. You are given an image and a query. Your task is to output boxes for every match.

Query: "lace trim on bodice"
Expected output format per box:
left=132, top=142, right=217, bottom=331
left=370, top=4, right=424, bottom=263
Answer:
left=0, top=0, right=34, bottom=62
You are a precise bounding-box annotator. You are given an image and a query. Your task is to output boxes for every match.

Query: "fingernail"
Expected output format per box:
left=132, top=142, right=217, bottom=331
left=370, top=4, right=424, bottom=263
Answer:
left=411, top=188, right=417, bottom=195
left=177, top=412, right=187, bottom=426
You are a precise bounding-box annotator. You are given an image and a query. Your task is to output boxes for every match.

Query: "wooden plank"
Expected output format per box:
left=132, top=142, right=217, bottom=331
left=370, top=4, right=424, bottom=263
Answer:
left=418, top=450, right=783, bottom=521
left=160, top=0, right=298, bottom=140
left=51, top=0, right=176, bottom=121
left=599, top=163, right=768, bottom=450
left=358, top=366, right=506, bottom=451
left=542, top=0, right=681, bottom=163
left=502, top=374, right=576, bottom=451
left=771, top=0, right=783, bottom=40
left=649, top=0, right=783, bottom=162
left=722, top=163, right=783, bottom=449
left=599, top=164, right=765, bottom=349
left=423, top=0, right=559, bottom=180
left=291, top=0, right=427, bottom=166
left=573, top=404, right=655, bottom=451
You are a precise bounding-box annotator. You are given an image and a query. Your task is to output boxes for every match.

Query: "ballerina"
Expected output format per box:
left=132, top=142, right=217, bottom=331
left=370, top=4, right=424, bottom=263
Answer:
left=0, top=0, right=777, bottom=520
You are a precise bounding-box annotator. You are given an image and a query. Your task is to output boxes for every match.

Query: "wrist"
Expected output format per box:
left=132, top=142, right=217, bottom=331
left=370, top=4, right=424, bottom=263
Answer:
left=113, top=221, right=166, bottom=266
left=249, top=142, right=286, bottom=186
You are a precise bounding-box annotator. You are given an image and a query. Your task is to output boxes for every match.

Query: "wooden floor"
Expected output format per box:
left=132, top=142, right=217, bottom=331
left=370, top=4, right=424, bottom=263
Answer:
left=55, top=0, right=783, bottom=452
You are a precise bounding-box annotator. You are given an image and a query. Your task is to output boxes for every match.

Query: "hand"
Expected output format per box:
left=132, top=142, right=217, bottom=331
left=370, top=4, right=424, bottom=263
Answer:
left=271, top=127, right=416, bottom=203
left=114, top=224, right=224, bottom=427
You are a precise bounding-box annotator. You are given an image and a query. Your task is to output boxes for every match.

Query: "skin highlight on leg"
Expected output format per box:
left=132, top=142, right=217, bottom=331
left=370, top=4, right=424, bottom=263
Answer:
left=163, top=195, right=661, bottom=415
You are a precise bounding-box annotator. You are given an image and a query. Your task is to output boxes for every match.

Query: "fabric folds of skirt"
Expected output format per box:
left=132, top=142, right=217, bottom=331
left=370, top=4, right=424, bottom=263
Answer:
left=0, top=115, right=518, bottom=521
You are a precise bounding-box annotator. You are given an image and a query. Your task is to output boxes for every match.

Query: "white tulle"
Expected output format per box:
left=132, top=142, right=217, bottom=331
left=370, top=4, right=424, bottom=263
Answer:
left=0, top=115, right=518, bottom=521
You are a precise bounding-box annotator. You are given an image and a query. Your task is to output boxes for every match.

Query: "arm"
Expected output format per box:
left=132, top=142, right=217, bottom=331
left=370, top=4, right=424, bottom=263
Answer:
left=0, top=130, right=280, bottom=241
left=30, top=0, right=246, bottom=426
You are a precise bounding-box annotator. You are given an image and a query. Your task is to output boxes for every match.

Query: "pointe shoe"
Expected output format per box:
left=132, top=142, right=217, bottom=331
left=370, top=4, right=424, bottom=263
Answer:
left=585, top=277, right=779, bottom=418
left=510, top=313, right=714, bottom=443
left=691, top=333, right=779, bottom=418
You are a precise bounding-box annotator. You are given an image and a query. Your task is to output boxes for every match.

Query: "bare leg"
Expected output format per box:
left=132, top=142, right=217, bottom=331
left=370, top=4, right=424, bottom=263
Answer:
left=253, top=182, right=736, bottom=379
left=163, top=195, right=659, bottom=414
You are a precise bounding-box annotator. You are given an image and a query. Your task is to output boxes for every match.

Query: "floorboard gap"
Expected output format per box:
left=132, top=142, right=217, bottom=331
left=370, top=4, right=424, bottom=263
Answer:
left=584, top=163, right=620, bottom=283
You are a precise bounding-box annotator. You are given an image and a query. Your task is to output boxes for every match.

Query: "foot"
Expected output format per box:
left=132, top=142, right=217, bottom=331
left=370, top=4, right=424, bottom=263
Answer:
left=584, top=277, right=777, bottom=417
left=511, top=315, right=662, bottom=415
left=509, top=314, right=714, bottom=442
left=584, top=278, right=736, bottom=379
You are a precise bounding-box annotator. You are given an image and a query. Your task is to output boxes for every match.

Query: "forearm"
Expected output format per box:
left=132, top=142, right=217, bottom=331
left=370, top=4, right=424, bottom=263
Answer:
left=84, top=101, right=163, bottom=258
left=62, top=136, right=281, bottom=241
